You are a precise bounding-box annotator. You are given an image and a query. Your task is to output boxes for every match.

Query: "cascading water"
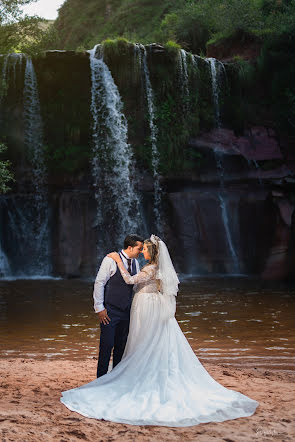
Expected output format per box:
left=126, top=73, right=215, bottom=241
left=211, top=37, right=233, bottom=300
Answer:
left=0, top=55, right=51, bottom=278
left=0, top=53, right=23, bottom=98
left=139, top=45, right=163, bottom=234
left=0, top=247, right=11, bottom=277
left=252, top=159, right=263, bottom=186
left=208, top=57, right=240, bottom=274
left=209, top=58, right=222, bottom=126
left=9, top=53, right=23, bottom=86
left=179, top=49, right=189, bottom=110
left=15, top=57, right=51, bottom=276
left=0, top=56, right=7, bottom=89
left=0, top=54, right=23, bottom=277
left=191, top=54, right=198, bottom=70
left=88, top=45, right=142, bottom=259
left=23, top=58, right=47, bottom=194
left=0, top=56, right=9, bottom=277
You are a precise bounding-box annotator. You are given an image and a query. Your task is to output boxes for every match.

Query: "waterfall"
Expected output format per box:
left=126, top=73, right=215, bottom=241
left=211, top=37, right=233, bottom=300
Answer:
left=139, top=45, right=163, bottom=234
left=0, top=53, right=23, bottom=97
left=0, top=56, right=51, bottom=278
left=0, top=55, right=8, bottom=92
left=0, top=57, right=9, bottom=277
left=252, top=159, right=263, bottom=186
left=208, top=58, right=240, bottom=274
left=0, top=55, right=9, bottom=118
left=191, top=54, right=198, bottom=70
left=88, top=45, right=142, bottom=259
left=16, top=57, right=51, bottom=276
left=0, top=244, right=11, bottom=278
left=134, top=43, right=142, bottom=69
left=0, top=55, right=24, bottom=278
left=178, top=49, right=189, bottom=110
left=209, top=58, right=221, bottom=127
left=8, top=53, right=23, bottom=86
left=24, top=58, right=48, bottom=193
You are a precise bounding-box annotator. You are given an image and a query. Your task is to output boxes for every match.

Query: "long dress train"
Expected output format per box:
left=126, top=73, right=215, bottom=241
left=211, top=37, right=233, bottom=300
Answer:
left=60, top=264, right=259, bottom=427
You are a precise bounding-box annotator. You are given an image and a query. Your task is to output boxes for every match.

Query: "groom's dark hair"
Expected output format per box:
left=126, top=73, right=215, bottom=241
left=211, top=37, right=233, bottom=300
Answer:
left=124, top=234, right=144, bottom=249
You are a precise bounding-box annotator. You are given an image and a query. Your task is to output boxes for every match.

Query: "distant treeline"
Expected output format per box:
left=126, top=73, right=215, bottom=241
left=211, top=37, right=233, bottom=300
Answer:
left=0, top=0, right=294, bottom=56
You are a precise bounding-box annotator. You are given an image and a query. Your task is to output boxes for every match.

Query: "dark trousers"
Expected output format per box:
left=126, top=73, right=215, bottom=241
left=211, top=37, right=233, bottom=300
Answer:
left=97, top=304, right=130, bottom=378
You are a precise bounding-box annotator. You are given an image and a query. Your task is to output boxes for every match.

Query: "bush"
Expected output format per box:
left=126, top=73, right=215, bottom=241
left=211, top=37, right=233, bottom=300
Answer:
left=161, top=0, right=264, bottom=54
left=164, top=40, right=181, bottom=55
left=102, top=37, right=132, bottom=58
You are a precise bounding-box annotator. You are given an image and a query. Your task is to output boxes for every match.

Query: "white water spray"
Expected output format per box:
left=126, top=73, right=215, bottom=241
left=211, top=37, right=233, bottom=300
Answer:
left=208, top=57, right=240, bottom=274
left=88, top=45, right=142, bottom=257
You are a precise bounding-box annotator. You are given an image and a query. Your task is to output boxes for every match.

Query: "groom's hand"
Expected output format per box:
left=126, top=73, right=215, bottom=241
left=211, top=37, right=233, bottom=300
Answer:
left=98, top=309, right=110, bottom=325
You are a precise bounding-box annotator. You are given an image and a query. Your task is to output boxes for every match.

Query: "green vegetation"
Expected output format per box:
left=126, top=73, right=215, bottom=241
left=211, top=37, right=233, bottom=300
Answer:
left=53, top=0, right=184, bottom=51
left=164, top=40, right=181, bottom=56
left=0, top=0, right=57, bottom=54
left=1, top=0, right=295, bottom=60
left=0, top=0, right=35, bottom=24
left=102, top=37, right=132, bottom=57
left=0, top=17, right=57, bottom=55
left=50, top=0, right=295, bottom=56
left=0, top=0, right=294, bottom=178
left=0, top=143, right=14, bottom=193
left=44, top=144, right=90, bottom=174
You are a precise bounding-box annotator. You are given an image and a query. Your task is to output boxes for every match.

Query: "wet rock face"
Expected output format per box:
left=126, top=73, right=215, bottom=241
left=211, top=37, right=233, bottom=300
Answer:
left=190, top=127, right=282, bottom=161
left=51, top=191, right=98, bottom=278
left=165, top=187, right=275, bottom=276
left=0, top=49, right=295, bottom=280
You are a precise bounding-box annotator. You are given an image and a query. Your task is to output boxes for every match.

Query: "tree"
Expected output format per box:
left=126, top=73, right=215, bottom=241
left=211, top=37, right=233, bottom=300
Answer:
left=160, top=0, right=264, bottom=53
left=0, top=0, right=57, bottom=54
left=0, top=0, right=37, bottom=25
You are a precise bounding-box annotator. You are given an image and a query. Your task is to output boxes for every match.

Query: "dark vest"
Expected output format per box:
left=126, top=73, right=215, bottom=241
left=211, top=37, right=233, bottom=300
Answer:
left=104, top=254, right=137, bottom=311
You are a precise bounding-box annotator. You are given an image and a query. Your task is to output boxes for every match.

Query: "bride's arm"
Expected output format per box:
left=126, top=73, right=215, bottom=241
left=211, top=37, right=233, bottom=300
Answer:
left=107, top=252, right=155, bottom=284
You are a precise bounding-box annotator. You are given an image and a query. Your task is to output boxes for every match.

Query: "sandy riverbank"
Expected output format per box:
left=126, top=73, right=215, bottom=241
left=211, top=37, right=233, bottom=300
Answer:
left=0, top=359, right=294, bottom=441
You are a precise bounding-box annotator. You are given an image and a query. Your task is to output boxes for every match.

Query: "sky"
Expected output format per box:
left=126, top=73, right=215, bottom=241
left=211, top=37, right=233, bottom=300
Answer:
left=21, top=0, right=65, bottom=20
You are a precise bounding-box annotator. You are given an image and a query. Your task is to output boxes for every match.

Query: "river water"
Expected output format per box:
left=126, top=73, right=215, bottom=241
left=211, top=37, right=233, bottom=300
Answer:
left=0, top=278, right=294, bottom=370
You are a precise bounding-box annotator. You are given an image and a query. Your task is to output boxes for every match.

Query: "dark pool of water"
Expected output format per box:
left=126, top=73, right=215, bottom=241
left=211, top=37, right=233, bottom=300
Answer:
left=0, top=278, right=294, bottom=370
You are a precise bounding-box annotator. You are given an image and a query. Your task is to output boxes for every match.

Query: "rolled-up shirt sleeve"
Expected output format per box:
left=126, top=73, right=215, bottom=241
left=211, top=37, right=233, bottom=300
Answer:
left=93, top=257, right=114, bottom=313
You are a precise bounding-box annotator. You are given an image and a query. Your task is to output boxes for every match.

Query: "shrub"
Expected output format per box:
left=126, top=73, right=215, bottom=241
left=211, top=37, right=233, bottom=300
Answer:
left=164, top=40, right=181, bottom=55
left=102, top=37, right=132, bottom=58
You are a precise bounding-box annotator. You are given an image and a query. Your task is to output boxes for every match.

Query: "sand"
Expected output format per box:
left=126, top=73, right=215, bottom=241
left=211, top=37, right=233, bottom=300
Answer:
left=0, top=358, right=294, bottom=441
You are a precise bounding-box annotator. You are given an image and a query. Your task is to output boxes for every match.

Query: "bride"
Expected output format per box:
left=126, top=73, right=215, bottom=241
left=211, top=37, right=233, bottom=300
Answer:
left=60, top=235, right=259, bottom=427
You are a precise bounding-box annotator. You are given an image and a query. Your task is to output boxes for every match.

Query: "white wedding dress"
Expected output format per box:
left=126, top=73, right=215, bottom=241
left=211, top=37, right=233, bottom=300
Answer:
left=60, top=264, right=259, bottom=427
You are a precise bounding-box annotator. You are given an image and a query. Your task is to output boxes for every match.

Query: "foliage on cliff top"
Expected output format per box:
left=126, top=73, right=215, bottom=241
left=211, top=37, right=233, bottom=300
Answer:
left=1, top=0, right=295, bottom=57
left=54, top=0, right=184, bottom=50
left=49, top=0, right=295, bottom=55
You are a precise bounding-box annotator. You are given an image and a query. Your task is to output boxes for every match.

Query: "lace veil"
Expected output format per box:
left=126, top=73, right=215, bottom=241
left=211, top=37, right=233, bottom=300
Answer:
left=150, top=234, right=180, bottom=297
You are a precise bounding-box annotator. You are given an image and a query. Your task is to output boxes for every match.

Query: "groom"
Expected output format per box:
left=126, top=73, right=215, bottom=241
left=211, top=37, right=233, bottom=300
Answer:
left=93, top=234, right=144, bottom=378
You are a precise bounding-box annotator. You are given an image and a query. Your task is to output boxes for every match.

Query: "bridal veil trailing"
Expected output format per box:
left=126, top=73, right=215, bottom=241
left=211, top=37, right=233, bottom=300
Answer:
left=60, top=235, right=259, bottom=426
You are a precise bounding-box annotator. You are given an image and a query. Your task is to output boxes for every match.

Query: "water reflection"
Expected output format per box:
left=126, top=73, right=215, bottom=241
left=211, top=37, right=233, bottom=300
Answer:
left=0, top=278, right=294, bottom=370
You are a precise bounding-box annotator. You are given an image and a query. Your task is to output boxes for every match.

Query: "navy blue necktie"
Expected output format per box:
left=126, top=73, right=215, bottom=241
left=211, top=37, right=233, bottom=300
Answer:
left=127, top=259, right=132, bottom=274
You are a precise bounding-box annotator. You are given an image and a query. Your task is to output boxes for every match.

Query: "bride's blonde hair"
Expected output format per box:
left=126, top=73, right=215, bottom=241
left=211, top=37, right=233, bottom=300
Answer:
left=144, top=238, right=159, bottom=265
left=144, top=238, right=161, bottom=291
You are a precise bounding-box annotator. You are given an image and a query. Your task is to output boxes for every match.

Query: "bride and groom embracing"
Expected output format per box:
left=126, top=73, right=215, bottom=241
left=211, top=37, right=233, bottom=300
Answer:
left=60, top=234, right=259, bottom=427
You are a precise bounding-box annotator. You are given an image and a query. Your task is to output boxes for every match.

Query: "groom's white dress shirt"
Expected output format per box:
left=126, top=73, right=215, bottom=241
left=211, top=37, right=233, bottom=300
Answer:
left=93, top=250, right=140, bottom=313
